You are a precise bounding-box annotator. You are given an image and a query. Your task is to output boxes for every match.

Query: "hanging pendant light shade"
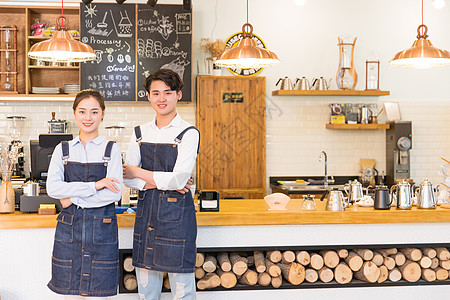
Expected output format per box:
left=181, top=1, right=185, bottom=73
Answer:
left=390, top=0, right=450, bottom=68
left=215, top=23, right=279, bottom=69
left=28, top=16, right=96, bottom=63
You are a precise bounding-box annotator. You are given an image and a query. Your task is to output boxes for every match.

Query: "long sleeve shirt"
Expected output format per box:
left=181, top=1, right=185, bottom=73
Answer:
left=46, top=135, right=123, bottom=208
left=124, top=114, right=199, bottom=191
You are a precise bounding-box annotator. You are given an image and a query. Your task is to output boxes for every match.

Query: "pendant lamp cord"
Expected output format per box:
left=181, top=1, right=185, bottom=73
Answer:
left=421, top=0, right=423, bottom=33
left=61, top=0, right=64, bottom=27
left=246, top=0, right=249, bottom=24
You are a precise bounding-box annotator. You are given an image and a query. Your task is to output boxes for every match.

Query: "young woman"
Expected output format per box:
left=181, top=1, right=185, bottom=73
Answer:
left=123, top=69, right=200, bottom=300
left=46, top=89, right=123, bottom=299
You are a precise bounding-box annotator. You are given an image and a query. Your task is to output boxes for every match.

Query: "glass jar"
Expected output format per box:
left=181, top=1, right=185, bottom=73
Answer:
left=1, top=74, right=13, bottom=92
left=1, top=28, right=12, bottom=49
left=336, top=37, right=358, bottom=90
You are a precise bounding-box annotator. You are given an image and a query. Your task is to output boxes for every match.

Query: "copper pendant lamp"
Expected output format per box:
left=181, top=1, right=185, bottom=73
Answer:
left=390, top=0, right=450, bottom=68
left=214, top=0, right=279, bottom=69
left=28, top=0, right=96, bottom=63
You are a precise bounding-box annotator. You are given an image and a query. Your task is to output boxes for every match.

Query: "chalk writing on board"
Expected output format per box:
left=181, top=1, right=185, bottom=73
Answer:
left=137, top=5, right=192, bottom=101
left=80, top=3, right=136, bottom=101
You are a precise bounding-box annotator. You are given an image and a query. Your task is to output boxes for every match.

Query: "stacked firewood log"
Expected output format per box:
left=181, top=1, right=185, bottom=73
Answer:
left=193, top=247, right=450, bottom=289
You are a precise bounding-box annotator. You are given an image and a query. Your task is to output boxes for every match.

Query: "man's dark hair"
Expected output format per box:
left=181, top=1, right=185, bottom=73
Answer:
left=143, top=69, right=183, bottom=93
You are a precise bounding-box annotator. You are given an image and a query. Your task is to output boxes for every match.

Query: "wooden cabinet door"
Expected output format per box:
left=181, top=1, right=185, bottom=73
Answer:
left=196, top=76, right=266, bottom=199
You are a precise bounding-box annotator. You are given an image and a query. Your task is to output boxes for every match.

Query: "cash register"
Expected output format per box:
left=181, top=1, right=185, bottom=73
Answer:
left=19, top=134, right=73, bottom=213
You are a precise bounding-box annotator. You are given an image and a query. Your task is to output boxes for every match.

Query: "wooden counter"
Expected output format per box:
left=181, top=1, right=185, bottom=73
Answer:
left=2, top=199, right=450, bottom=229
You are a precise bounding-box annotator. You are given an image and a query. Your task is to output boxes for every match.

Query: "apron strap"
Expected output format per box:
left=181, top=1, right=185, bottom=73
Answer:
left=61, top=140, right=70, bottom=162
left=134, top=126, right=142, bottom=143
left=174, top=126, right=200, bottom=154
left=103, top=141, right=115, bottom=162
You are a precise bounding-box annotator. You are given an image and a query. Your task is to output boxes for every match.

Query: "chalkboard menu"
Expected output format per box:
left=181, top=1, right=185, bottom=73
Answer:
left=80, top=3, right=136, bottom=101
left=136, top=4, right=192, bottom=102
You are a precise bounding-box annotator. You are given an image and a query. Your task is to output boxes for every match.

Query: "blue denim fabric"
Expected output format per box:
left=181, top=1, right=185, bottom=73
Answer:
left=132, top=126, right=198, bottom=275
left=48, top=144, right=119, bottom=297
left=135, top=267, right=196, bottom=300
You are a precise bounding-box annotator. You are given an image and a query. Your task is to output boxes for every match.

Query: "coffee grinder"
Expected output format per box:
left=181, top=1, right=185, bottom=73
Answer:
left=386, top=121, right=412, bottom=186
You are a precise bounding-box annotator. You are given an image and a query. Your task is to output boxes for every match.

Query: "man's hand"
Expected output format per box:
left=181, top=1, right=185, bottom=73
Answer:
left=95, top=177, right=120, bottom=193
left=177, top=178, right=193, bottom=194
left=60, top=198, right=72, bottom=208
left=123, top=164, right=141, bottom=179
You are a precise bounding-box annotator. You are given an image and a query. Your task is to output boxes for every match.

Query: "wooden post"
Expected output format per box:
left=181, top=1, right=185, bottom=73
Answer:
left=295, top=251, right=311, bottom=266
left=196, top=252, right=205, bottom=268
left=398, top=261, right=421, bottom=282
left=320, top=250, right=340, bottom=269
left=238, top=269, right=258, bottom=286
left=318, top=267, right=334, bottom=283
left=334, top=262, right=353, bottom=284
left=278, top=263, right=305, bottom=285
left=197, top=273, right=221, bottom=290
left=305, top=268, right=319, bottom=283
left=344, top=251, right=363, bottom=271
left=216, top=269, right=237, bottom=289
left=217, top=252, right=232, bottom=272
left=309, top=253, right=324, bottom=270
left=266, top=250, right=282, bottom=263
left=254, top=251, right=267, bottom=273
left=265, top=260, right=281, bottom=277
left=202, top=255, right=218, bottom=273
left=257, top=272, right=272, bottom=287
left=354, top=261, right=380, bottom=283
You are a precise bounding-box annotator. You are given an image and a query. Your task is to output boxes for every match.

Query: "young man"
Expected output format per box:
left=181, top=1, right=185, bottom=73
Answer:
left=123, top=69, right=199, bottom=300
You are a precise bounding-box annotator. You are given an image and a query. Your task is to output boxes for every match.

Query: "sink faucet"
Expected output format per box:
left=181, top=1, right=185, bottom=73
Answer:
left=319, top=151, right=328, bottom=187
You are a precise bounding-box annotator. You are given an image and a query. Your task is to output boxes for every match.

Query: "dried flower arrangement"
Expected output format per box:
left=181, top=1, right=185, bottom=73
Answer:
left=200, top=38, right=226, bottom=59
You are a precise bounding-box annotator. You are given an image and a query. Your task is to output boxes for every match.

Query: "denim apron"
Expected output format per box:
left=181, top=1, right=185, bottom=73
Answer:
left=132, top=125, right=199, bottom=273
left=48, top=140, right=119, bottom=297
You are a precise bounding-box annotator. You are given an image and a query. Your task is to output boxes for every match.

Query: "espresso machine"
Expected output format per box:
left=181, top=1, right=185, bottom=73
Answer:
left=386, top=121, right=412, bottom=186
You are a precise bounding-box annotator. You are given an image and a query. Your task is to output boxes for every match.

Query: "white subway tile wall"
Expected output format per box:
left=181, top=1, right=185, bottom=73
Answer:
left=1, top=97, right=449, bottom=193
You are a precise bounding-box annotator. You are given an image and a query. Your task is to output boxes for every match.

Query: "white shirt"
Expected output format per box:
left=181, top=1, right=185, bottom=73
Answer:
left=46, top=136, right=123, bottom=208
left=124, top=114, right=199, bottom=191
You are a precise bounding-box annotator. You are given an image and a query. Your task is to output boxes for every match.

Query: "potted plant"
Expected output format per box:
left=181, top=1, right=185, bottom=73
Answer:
left=200, top=38, right=226, bottom=75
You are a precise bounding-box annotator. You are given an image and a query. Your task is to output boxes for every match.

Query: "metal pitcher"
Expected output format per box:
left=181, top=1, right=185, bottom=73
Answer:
left=390, top=179, right=413, bottom=209
left=374, top=185, right=392, bottom=210
left=294, top=77, right=311, bottom=90
left=276, top=76, right=292, bottom=90
left=320, top=188, right=346, bottom=211
left=416, top=178, right=438, bottom=209
left=344, top=179, right=364, bottom=204
left=311, top=77, right=332, bottom=90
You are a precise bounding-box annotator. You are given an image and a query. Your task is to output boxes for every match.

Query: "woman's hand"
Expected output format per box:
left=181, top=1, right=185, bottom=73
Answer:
left=177, top=178, right=193, bottom=194
left=123, top=164, right=141, bottom=179
left=60, top=198, right=72, bottom=208
left=95, top=177, right=120, bottom=193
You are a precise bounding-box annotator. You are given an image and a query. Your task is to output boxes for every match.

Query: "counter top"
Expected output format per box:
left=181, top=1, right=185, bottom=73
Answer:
left=2, top=199, right=450, bottom=229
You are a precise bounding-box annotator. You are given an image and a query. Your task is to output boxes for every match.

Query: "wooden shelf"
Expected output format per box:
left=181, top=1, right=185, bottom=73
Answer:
left=326, top=123, right=390, bottom=129
left=272, top=90, right=390, bottom=96
left=28, top=36, right=79, bottom=40
left=28, top=65, right=79, bottom=69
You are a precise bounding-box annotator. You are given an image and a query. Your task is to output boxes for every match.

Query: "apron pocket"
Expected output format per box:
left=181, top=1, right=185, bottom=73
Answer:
left=90, top=260, right=119, bottom=292
left=55, top=213, right=74, bottom=243
left=93, top=215, right=118, bottom=245
left=157, top=192, right=185, bottom=222
left=153, top=237, right=184, bottom=268
left=51, top=256, right=72, bottom=290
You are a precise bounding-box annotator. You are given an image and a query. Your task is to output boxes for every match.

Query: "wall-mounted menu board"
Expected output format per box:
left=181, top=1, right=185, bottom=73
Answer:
left=136, top=4, right=192, bottom=102
left=80, top=3, right=136, bottom=101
